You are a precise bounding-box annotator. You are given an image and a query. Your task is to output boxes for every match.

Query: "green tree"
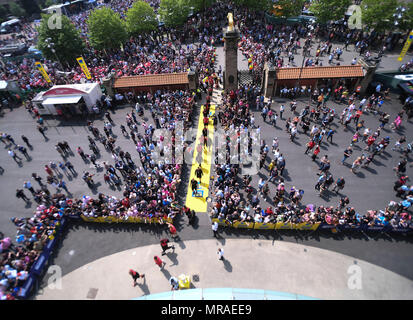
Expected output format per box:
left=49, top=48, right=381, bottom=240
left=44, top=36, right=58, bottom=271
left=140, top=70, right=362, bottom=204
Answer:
left=87, top=7, right=128, bottom=50
left=232, top=0, right=272, bottom=12
left=159, top=0, right=191, bottom=28
left=361, top=0, right=398, bottom=33
left=0, top=5, right=7, bottom=20
left=189, top=0, right=215, bottom=13
left=273, top=0, right=306, bottom=18
left=37, top=14, right=85, bottom=66
left=20, top=0, right=41, bottom=15
left=9, top=2, right=26, bottom=17
left=310, top=0, right=352, bottom=24
left=125, top=0, right=158, bottom=36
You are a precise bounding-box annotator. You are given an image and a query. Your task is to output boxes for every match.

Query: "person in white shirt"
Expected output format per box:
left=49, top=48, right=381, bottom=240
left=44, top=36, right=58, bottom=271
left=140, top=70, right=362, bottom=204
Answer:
left=217, top=248, right=224, bottom=260
left=212, top=221, right=219, bottom=237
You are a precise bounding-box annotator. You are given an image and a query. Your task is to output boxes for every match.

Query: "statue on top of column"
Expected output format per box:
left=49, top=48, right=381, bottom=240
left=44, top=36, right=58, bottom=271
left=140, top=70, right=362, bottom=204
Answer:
left=227, top=12, right=234, bottom=32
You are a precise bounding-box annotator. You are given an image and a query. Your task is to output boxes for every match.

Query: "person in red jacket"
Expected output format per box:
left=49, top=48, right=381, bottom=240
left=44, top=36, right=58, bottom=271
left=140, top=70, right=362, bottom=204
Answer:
left=160, top=238, right=175, bottom=255
left=129, top=269, right=145, bottom=286
left=305, top=140, right=315, bottom=154
left=154, top=256, right=165, bottom=269
left=312, top=145, right=320, bottom=161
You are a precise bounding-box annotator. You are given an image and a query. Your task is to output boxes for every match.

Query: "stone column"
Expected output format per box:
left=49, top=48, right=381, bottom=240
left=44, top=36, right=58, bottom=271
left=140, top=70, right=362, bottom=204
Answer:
left=102, top=72, right=115, bottom=97
left=224, top=27, right=240, bottom=91
left=188, top=71, right=197, bottom=90
left=263, top=63, right=277, bottom=98
left=358, top=58, right=378, bottom=95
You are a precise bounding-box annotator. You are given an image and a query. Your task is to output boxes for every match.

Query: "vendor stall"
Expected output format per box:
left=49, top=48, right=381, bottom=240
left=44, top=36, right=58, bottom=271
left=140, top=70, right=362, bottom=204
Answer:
left=32, top=83, right=103, bottom=116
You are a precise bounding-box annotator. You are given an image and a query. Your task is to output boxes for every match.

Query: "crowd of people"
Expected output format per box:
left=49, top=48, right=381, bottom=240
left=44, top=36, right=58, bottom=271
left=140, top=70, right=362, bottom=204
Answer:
left=211, top=82, right=413, bottom=230
left=207, top=4, right=413, bottom=233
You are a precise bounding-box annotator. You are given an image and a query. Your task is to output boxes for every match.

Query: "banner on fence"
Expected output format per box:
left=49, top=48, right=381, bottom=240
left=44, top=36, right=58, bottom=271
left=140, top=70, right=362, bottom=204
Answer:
left=80, top=215, right=172, bottom=225
left=254, top=222, right=276, bottom=230
left=275, top=222, right=294, bottom=229
left=233, top=221, right=254, bottom=229
left=212, top=218, right=228, bottom=226
left=295, top=222, right=321, bottom=231
left=319, top=223, right=337, bottom=229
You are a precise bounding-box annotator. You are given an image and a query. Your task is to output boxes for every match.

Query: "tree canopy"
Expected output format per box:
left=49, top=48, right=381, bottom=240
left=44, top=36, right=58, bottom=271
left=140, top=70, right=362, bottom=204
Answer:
left=36, top=14, right=85, bottom=66
left=232, top=0, right=272, bottom=12
left=361, top=0, right=398, bottom=33
left=87, top=7, right=128, bottom=50
left=9, top=2, right=26, bottom=18
left=189, top=0, right=215, bottom=13
left=271, top=0, right=306, bottom=18
left=310, top=0, right=352, bottom=24
left=125, top=0, right=158, bottom=36
left=159, top=0, right=191, bottom=28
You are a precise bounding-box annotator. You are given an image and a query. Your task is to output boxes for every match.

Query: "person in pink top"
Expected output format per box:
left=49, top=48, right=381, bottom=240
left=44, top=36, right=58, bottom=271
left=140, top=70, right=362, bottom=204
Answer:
left=0, top=237, right=11, bottom=253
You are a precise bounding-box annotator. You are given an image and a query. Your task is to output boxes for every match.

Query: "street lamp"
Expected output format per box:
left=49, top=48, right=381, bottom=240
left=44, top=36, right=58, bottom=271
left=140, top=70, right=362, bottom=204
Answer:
left=45, top=38, right=63, bottom=69
left=45, top=38, right=67, bottom=83
left=393, top=5, right=406, bottom=27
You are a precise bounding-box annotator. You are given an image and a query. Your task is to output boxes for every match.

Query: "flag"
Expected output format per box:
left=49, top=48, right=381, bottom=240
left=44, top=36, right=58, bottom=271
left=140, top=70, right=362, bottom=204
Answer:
left=34, top=62, right=51, bottom=83
left=76, top=57, right=91, bottom=79
left=398, top=30, right=413, bottom=62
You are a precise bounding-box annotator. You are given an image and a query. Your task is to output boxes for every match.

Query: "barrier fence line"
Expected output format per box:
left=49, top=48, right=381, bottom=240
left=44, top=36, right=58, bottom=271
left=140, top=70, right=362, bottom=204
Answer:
left=211, top=218, right=413, bottom=233
left=79, top=215, right=173, bottom=224
left=185, top=104, right=216, bottom=213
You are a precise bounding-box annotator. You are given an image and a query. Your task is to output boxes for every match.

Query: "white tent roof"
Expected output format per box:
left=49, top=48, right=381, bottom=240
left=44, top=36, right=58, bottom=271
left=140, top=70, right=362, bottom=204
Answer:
left=42, top=95, right=83, bottom=105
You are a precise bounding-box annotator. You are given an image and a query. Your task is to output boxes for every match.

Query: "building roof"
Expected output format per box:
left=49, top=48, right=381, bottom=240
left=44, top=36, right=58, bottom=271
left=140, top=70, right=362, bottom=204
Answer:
left=46, top=83, right=100, bottom=94
left=276, top=65, right=364, bottom=80
left=113, top=73, right=189, bottom=88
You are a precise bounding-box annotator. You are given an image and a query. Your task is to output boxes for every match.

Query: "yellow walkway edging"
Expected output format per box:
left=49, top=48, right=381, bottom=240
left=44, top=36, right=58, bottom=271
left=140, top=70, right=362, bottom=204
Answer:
left=185, top=104, right=216, bottom=212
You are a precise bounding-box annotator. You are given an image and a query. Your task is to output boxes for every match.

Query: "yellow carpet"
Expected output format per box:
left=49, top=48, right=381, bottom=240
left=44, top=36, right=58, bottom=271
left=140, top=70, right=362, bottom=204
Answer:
left=185, top=104, right=216, bottom=212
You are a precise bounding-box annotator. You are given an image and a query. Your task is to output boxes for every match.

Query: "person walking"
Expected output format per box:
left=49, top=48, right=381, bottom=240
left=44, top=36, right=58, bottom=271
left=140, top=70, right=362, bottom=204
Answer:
left=279, top=104, right=285, bottom=119
left=351, top=156, right=363, bottom=174
left=342, top=146, right=353, bottom=165
left=212, top=221, right=219, bottom=237
left=23, top=181, right=35, bottom=195
left=58, top=179, right=69, bottom=193
left=305, top=139, right=315, bottom=154
left=311, top=145, right=320, bottom=161
left=332, top=177, right=345, bottom=194
left=77, top=147, right=87, bottom=161
left=326, top=129, right=335, bottom=143
left=65, top=161, right=76, bottom=175
left=21, top=135, right=32, bottom=149
left=191, top=178, right=198, bottom=196
left=154, top=256, right=166, bottom=269
left=44, top=165, right=54, bottom=177
left=195, top=165, right=203, bottom=183
left=217, top=248, right=224, bottom=261
left=16, top=189, right=29, bottom=203
left=17, top=145, right=30, bottom=160
left=160, top=238, right=175, bottom=256
left=37, top=125, right=47, bottom=139
left=105, top=111, right=114, bottom=124
left=129, top=269, right=145, bottom=287
left=8, top=149, right=22, bottom=163
left=32, top=173, right=43, bottom=186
